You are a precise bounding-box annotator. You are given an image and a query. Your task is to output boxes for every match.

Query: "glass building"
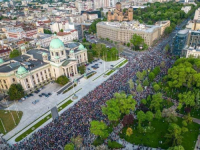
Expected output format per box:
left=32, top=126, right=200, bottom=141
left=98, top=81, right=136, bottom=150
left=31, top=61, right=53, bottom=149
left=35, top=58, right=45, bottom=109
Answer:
left=172, top=29, right=189, bottom=56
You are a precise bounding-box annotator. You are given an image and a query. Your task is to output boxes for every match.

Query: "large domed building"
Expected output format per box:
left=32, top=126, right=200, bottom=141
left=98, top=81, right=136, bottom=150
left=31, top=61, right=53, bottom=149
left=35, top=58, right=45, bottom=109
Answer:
left=0, top=36, right=88, bottom=93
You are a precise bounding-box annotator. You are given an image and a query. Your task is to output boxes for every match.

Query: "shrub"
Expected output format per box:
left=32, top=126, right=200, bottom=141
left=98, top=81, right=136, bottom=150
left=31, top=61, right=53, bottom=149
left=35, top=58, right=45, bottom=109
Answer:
left=108, top=140, right=123, bottom=149
left=56, top=76, right=69, bottom=85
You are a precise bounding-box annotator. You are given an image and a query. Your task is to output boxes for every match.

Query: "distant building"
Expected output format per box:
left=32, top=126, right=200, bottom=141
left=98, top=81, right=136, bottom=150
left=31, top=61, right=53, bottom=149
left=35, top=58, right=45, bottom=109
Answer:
left=182, top=30, right=200, bottom=58
left=186, top=8, right=200, bottom=30
left=97, top=21, right=161, bottom=46
left=57, top=30, right=78, bottom=44
left=181, top=6, right=191, bottom=14
left=155, top=20, right=170, bottom=35
left=107, top=2, right=133, bottom=22
left=172, top=29, right=189, bottom=56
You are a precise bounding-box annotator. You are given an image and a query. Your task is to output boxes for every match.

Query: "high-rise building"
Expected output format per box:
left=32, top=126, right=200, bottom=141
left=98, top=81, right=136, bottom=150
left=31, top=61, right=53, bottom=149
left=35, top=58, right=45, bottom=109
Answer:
left=172, top=29, right=189, bottom=56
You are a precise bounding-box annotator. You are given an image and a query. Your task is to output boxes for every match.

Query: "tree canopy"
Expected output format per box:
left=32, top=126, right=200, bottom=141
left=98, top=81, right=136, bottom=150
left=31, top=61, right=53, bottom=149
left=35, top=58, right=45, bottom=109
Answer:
left=8, top=84, right=25, bottom=100
left=55, top=76, right=69, bottom=85
left=90, top=120, right=109, bottom=139
left=9, top=50, right=20, bottom=59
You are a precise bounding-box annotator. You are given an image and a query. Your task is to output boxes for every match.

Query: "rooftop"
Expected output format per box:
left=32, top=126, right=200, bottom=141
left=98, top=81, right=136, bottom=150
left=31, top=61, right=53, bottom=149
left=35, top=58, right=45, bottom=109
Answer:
left=97, top=21, right=160, bottom=33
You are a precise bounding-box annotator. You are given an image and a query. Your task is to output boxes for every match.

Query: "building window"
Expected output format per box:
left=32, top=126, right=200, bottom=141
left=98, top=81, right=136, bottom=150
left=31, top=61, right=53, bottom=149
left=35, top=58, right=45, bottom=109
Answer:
left=38, top=79, right=40, bottom=82
left=27, top=84, right=30, bottom=88
left=36, top=73, right=38, bottom=77
left=40, top=72, right=43, bottom=75
left=48, top=68, right=50, bottom=72
left=12, top=78, right=15, bottom=82
left=42, top=77, right=44, bottom=81
left=26, top=78, right=28, bottom=82
left=44, top=70, right=46, bottom=73
left=51, top=52, right=54, bottom=56
left=3, top=80, right=6, bottom=84
left=61, top=51, right=64, bottom=55
left=5, top=85, right=8, bottom=89
left=56, top=52, right=59, bottom=56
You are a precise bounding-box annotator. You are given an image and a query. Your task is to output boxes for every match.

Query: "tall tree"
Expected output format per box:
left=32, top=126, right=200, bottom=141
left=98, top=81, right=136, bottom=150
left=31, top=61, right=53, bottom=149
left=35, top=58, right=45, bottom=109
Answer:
left=90, top=121, right=109, bottom=139
left=150, top=93, right=163, bottom=111
left=102, top=99, right=121, bottom=122
left=165, top=123, right=183, bottom=146
left=8, top=84, right=25, bottom=100
left=64, top=143, right=74, bottom=150
left=137, top=110, right=146, bottom=127
left=178, top=91, right=195, bottom=109
left=9, top=49, right=20, bottom=58
left=146, top=111, right=154, bottom=123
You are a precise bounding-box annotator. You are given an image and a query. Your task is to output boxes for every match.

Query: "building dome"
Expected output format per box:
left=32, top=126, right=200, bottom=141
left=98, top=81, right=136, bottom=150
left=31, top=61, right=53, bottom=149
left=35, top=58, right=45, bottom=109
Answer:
left=42, top=52, right=47, bottom=56
left=78, top=44, right=85, bottom=50
left=21, top=46, right=25, bottom=50
left=17, top=66, right=28, bottom=75
left=70, top=50, right=74, bottom=53
left=0, top=58, right=4, bottom=64
left=49, top=38, right=64, bottom=51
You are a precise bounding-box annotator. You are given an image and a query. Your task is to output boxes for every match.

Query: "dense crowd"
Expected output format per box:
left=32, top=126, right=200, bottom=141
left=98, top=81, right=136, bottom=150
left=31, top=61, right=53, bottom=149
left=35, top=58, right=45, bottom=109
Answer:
left=7, top=42, right=175, bottom=150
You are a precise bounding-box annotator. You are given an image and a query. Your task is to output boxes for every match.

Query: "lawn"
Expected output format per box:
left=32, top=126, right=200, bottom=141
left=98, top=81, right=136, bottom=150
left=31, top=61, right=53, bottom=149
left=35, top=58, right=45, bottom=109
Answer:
left=178, top=106, right=200, bottom=120
left=0, top=110, right=23, bottom=134
left=15, top=100, right=73, bottom=142
left=120, top=118, right=200, bottom=150
left=105, top=59, right=128, bottom=76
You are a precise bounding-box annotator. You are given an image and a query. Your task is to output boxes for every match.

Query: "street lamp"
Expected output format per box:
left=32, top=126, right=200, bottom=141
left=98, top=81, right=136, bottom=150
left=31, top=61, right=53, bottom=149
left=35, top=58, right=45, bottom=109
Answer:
left=0, top=118, right=6, bottom=133
left=72, top=79, right=78, bottom=100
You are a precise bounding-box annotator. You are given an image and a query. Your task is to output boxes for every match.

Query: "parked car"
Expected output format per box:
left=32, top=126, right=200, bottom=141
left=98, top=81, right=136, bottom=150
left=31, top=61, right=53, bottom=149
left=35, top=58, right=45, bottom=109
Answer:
left=39, top=94, right=43, bottom=97
left=48, top=93, right=52, bottom=96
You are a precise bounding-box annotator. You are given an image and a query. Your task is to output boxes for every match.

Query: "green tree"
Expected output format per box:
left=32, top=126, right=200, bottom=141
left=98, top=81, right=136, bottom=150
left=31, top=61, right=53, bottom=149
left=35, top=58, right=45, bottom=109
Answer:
left=141, top=99, right=147, bottom=105
left=150, top=93, right=163, bottom=111
left=130, top=34, right=147, bottom=50
left=178, top=91, right=195, bottom=110
left=114, top=93, right=137, bottom=114
left=155, top=110, right=162, bottom=120
left=90, top=121, right=109, bottom=139
left=143, top=78, right=149, bottom=86
left=60, top=29, right=63, bottom=32
left=82, top=38, right=87, bottom=42
left=64, top=143, right=74, bottom=150
left=148, top=72, right=155, bottom=82
left=153, top=84, right=160, bottom=92
left=168, top=145, right=185, bottom=150
left=78, top=65, right=86, bottom=74
left=137, top=110, right=146, bottom=127
left=128, top=79, right=134, bottom=90
left=136, top=84, right=143, bottom=93
left=44, top=29, right=52, bottom=34
left=127, top=42, right=130, bottom=47
left=165, top=123, right=183, bottom=146
left=102, top=99, right=121, bottom=121
left=146, top=111, right=154, bottom=123
left=9, top=49, right=20, bottom=58
left=8, top=84, right=25, bottom=100
left=55, top=75, right=69, bottom=85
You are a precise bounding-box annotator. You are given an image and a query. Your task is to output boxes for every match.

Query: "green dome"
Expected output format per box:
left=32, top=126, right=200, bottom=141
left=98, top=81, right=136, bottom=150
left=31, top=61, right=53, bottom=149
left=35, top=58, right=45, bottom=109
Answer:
left=78, top=44, right=85, bottom=50
left=21, top=46, right=25, bottom=50
left=36, top=42, right=41, bottom=45
left=42, top=52, right=47, bottom=56
left=49, top=38, right=64, bottom=51
left=0, top=58, right=4, bottom=64
left=17, top=66, right=28, bottom=75
left=70, top=50, right=74, bottom=53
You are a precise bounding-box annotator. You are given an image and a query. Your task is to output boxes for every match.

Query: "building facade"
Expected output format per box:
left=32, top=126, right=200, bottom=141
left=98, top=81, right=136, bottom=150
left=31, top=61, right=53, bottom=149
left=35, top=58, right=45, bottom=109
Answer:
left=0, top=38, right=88, bottom=93
left=172, top=29, right=189, bottom=56
left=97, top=21, right=161, bottom=46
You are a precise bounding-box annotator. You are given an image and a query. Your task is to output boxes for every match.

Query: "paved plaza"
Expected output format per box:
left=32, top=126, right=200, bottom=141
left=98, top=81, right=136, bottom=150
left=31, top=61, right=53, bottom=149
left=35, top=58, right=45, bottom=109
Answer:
left=4, top=57, right=126, bottom=144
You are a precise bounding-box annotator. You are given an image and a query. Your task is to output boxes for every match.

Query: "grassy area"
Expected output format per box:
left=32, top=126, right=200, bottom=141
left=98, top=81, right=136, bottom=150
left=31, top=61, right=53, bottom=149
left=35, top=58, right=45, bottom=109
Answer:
left=108, top=140, right=124, bottom=149
left=0, top=110, right=23, bottom=134
left=15, top=99, right=73, bottom=142
left=87, top=72, right=96, bottom=79
left=178, top=106, right=200, bottom=119
left=92, top=137, right=104, bottom=146
left=92, top=73, right=104, bottom=81
left=119, top=118, right=200, bottom=150
left=105, top=59, right=128, bottom=76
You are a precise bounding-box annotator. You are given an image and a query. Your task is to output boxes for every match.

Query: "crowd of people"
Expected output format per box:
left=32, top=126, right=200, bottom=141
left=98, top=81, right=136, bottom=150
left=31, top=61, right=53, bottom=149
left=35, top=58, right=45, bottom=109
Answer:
left=7, top=40, right=175, bottom=150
